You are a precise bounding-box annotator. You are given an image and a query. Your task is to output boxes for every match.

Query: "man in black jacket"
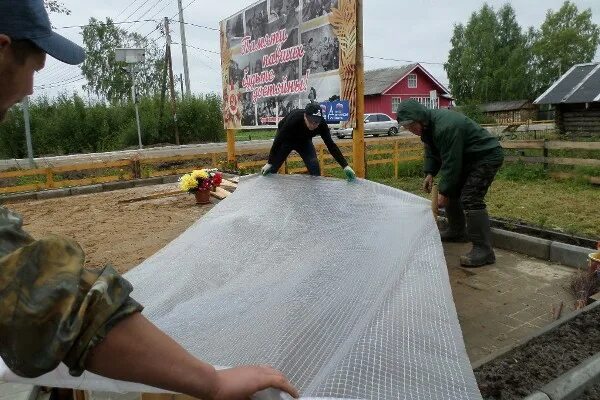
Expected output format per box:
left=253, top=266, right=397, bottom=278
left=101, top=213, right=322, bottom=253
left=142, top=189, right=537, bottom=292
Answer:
left=261, top=102, right=356, bottom=180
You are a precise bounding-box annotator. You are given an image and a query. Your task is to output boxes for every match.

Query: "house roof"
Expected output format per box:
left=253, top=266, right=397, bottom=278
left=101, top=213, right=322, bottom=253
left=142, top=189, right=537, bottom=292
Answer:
left=480, top=100, right=532, bottom=113
left=535, top=63, right=600, bottom=105
left=364, top=64, right=451, bottom=96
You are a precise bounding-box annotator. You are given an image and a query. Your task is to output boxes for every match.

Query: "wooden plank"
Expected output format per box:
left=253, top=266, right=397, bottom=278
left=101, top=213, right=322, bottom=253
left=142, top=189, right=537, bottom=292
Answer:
left=500, top=140, right=545, bottom=149
left=505, top=156, right=546, bottom=163
left=0, top=168, right=47, bottom=178
left=140, top=153, right=216, bottom=165
left=546, top=141, right=600, bottom=150
left=50, top=159, right=132, bottom=173
left=592, top=176, right=600, bottom=185
left=288, top=167, right=309, bottom=173
left=210, top=186, right=231, bottom=200
left=119, top=190, right=183, bottom=203
left=53, top=175, right=126, bottom=188
left=220, top=178, right=238, bottom=188
left=0, top=183, right=45, bottom=194
left=237, top=160, right=266, bottom=168
left=366, top=149, right=394, bottom=156
left=367, top=158, right=394, bottom=165
left=548, top=157, right=600, bottom=167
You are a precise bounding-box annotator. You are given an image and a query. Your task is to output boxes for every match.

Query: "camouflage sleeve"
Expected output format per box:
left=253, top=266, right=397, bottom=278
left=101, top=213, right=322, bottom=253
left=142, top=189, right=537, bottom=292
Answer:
left=0, top=207, right=143, bottom=378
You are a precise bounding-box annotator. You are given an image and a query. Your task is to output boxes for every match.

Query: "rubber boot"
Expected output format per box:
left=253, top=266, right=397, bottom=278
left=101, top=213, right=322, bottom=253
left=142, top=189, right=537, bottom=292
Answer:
left=460, top=209, right=496, bottom=267
left=440, top=198, right=467, bottom=242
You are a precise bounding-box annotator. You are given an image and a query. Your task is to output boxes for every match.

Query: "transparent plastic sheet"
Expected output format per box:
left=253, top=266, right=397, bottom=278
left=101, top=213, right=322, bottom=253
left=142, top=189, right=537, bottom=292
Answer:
left=1, top=175, right=481, bottom=399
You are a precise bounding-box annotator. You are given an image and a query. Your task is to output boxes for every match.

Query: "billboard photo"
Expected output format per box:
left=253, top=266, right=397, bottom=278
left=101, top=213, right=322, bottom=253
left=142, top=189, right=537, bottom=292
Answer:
left=220, top=0, right=357, bottom=129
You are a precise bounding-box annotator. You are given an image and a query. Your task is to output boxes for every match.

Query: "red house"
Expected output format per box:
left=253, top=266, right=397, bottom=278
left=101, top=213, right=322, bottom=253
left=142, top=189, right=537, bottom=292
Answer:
left=364, top=64, right=453, bottom=118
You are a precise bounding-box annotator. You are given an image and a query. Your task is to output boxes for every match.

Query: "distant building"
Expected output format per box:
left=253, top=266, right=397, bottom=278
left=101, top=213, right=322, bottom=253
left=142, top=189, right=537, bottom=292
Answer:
left=479, top=100, right=537, bottom=124
left=535, top=62, right=600, bottom=136
left=364, top=63, right=453, bottom=119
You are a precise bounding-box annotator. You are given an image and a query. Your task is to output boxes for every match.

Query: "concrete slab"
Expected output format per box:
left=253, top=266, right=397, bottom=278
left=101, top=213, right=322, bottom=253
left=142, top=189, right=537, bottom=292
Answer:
left=550, top=241, right=593, bottom=269
left=445, top=242, right=576, bottom=365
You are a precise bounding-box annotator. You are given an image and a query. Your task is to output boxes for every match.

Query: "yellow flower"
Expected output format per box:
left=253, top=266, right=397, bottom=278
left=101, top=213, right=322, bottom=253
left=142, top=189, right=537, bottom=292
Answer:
left=191, top=169, right=209, bottom=179
left=179, top=173, right=198, bottom=192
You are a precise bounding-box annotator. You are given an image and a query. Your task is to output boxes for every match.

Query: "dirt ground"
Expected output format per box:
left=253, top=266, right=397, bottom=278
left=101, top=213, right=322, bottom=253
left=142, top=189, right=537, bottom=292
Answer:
left=475, top=305, right=600, bottom=400
left=5, top=183, right=214, bottom=273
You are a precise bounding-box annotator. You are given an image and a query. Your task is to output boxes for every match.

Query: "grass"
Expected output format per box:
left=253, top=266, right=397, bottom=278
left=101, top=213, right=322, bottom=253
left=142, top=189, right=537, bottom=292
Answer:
left=235, top=130, right=276, bottom=141
left=371, top=165, right=599, bottom=238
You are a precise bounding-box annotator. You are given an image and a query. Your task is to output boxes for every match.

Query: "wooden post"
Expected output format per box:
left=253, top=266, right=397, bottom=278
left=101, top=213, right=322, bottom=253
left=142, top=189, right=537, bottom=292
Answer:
left=165, top=17, right=180, bottom=146
left=393, top=141, right=399, bottom=179
left=226, top=128, right=236, bottom=164
left=211, top=152, right=218, bottom=168
left=46, top=168, right=54, bottom=189
left=543, top=139, right=548, bottom=170
left=352, top=0, right=366, bottom=178
left=318, top=145, right=325, bottom=176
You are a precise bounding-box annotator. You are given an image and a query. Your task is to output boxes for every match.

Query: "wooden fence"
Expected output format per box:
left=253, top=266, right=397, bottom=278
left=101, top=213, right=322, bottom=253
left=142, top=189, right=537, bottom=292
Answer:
left=0, top=138, right=423, bottom=195
left=502, top=140, right=600, bottom=184
left=1, top=138, right=598, bottom=196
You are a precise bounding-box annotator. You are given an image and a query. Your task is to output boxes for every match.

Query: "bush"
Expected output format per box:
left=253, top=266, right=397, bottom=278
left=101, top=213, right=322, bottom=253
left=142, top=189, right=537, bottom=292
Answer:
left=0, top=93, right=224, bottom=158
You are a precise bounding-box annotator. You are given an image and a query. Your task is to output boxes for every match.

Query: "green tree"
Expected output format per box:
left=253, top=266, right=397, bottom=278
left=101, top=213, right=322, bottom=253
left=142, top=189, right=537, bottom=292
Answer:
left=81, top=18, right=165, bottom=103
left=531, top=1, right=600, bottom=97
left=445, top=3, right=531, bottom=104
left=44, top=0, right=70, bottom=15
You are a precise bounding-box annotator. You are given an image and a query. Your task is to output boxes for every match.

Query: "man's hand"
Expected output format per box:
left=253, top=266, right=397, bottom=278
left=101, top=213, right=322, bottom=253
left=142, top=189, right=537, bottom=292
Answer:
left=437, top=193, right=448, bottom=208
left=261, top=164, right=273, bottom=176
left=212, top=365, right=299, bottom=400
left=343, top=166, right=356, bottom=181
left=422, top=174, right=434, bottom=193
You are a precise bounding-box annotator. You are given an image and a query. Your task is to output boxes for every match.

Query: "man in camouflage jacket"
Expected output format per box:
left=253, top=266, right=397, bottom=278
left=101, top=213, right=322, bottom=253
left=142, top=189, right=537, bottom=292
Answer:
left=0, top=1, right=298, bottom=398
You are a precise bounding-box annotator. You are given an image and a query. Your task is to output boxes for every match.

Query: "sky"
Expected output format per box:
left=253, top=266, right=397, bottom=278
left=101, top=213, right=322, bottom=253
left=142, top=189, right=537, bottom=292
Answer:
left=34, top=0, right=600, bottom=99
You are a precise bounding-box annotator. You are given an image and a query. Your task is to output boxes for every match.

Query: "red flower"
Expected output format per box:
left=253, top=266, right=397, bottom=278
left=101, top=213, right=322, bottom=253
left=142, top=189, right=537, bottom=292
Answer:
left=213, top=172, right=223, bottom=186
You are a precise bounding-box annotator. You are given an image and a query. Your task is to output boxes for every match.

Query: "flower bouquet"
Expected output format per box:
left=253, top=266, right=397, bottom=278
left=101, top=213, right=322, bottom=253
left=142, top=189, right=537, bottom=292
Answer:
left=179, top=169, right=223, bottom=204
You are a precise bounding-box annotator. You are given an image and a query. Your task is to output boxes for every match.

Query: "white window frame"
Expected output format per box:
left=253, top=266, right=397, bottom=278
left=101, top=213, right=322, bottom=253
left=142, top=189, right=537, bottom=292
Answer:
left=392, top=97, right=402, bottom=113
left=410, top=97, right=439, bottom=109
left=407, top=74, right=417, bottom=88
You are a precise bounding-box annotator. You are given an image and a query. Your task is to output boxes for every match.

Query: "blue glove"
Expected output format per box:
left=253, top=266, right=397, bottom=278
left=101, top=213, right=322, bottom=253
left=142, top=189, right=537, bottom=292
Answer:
left=261, top=163, right=273, bottom=176
left=344, top=166, right=356, bottom=181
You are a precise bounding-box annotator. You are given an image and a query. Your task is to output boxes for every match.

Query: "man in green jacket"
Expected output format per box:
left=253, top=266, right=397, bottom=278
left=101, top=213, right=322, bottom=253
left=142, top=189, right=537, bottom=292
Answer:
left=396, top=100, right=504, bottom=267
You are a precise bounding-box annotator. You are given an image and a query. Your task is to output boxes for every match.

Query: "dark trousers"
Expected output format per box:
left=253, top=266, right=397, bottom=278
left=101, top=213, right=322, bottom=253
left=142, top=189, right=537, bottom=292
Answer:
left=456, top=159, right=503, bottom=211
left=270, top=140, right=321, bottom=176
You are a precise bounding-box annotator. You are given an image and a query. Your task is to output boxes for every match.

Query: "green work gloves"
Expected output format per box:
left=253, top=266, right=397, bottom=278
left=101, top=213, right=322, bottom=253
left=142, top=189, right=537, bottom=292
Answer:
left=261, top=163, right=273, bottom=176
left=344, top=166, right=356, bottom=182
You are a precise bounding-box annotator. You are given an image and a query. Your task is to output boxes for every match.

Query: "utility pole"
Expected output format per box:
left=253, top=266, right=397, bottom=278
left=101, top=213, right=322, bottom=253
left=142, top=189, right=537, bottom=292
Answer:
left=177, top=0, right=191, bottom=97
left=180, top=73, right=184, bottom=99
left=22, top=96, right=35, bottom=167
left=131, top=65, right=143, bottom=149
left=164, top=17, right=180, bottom=145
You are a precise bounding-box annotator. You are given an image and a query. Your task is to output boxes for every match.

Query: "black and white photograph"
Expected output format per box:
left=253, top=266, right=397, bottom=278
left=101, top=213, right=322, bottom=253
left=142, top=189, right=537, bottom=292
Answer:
left=225, top=13, right=244, bottom=45
left=257, top=98, right=279, bottom=125
left=302, top=0, right=338, bottom=22
left=301, top=25, right=339, bottom=75
left=244, top=1, right=268, bottom=40
left=302, top=73, right=341, bottom=107
left=269, top=0, right=300, bottom=30
left=241, top=92, right=256, bottom=126
left=277, top=95, right=298, bottom=118
left=229, top=54, right=250, bottom=88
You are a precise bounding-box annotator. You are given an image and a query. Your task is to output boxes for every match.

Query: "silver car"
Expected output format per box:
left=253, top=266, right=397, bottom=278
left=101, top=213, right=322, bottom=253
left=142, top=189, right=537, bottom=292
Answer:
left=332, top=113, right=399, bottom=139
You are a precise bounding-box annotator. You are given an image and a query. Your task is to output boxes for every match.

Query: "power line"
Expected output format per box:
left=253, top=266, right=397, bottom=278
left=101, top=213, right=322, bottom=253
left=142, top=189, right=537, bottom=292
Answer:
left=35, top=76, right=85, bottom=89
left=365, top=55, right=444, bottom=66
left=173, top=43, right=219, bottom=72
left=56, top=19, right=159, bottom=30
left=133, top=0, right=166, bottom=23
left=114, top=0, right=144, bottom=20
left=173, top=20, right=219, bottom=31
left=172, top=42, right=219, bottom=55
left=136, top=1, right=174, bottom=33
left=169, top=0, right=198, bottom=19
left=123, top=0, right=154, bottom=22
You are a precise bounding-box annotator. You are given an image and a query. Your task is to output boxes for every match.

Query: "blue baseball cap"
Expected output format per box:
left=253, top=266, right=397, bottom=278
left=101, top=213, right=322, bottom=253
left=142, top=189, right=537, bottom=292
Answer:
left=0, top=0, right=85, bottom=65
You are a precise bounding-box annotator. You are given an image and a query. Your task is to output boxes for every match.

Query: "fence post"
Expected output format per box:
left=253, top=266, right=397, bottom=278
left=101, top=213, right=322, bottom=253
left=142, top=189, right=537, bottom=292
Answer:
left=394, top=141, right=399, bottom=179
left=543, top=139, right=548, bottom=170
left=318, top=145, right=325, bottom=176
left=45, top=168, right=54, bottom=189
left=211, top=153, right=218, bottom=168
left=131, top=159, right=142, bottom=179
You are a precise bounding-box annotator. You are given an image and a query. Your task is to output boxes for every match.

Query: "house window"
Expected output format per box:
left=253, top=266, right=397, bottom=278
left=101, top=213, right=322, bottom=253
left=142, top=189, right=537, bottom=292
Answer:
left=392, top=97, right=402, bottom=113
left=410, top=97, right=439, bottom=109
left=407, top=74, right=417, bottom=88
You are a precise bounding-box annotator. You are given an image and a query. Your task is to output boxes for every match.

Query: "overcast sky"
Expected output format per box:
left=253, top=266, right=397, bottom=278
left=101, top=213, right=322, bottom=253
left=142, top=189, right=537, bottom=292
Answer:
left=34, top=0, right=600, bottom=99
